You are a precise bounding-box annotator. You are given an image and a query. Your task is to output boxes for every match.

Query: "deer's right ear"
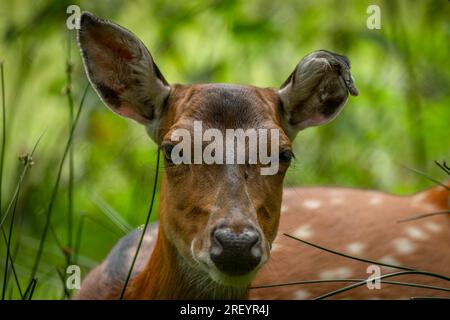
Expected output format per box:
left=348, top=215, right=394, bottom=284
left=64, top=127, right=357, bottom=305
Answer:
left=278, top=50, right=358, bottom=140
left=77, top=12, right=170, bottom=135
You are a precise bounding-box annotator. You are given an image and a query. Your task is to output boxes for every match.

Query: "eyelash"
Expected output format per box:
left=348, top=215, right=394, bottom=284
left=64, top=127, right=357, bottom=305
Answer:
left=279, top=150, right=294, bottom=163
left=160, top=143, right=174, bottom=164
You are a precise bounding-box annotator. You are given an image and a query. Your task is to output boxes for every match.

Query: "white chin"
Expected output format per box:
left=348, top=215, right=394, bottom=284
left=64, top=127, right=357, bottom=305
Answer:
left=208, top=269, right=256, bottom=288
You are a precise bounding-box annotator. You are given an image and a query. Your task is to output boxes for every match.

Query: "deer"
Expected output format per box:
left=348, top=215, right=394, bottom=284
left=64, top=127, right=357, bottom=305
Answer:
left=74, top=12, right=449, bottom=300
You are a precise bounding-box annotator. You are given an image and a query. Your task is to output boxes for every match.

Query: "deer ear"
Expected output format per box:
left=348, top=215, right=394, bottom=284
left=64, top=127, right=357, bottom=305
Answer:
left=77, top=12, right=170, bottom=130
left=278, top=50, right=358, bottom=139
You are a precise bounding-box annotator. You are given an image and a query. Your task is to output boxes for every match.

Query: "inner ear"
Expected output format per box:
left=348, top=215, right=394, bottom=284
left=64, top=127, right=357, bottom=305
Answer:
left=279, top=50, right=358, bottom=139
left=77, top=12, right=170, bottom=127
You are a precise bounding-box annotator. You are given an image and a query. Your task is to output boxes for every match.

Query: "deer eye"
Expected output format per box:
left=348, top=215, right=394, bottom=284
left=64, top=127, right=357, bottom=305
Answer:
left=279, top=150, right=294, bottom=163
left=160, top=143, right=175, bottom=164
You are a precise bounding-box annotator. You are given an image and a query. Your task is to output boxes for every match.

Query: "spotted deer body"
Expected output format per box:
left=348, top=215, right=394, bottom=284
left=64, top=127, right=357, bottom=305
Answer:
left=74, top=12, right=449, bottom=300
left=252, top=186, right=449, bottom=299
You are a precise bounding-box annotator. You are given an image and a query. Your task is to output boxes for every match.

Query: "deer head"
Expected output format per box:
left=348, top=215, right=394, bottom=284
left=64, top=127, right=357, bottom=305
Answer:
left=77, top=12, right=357, bottom=296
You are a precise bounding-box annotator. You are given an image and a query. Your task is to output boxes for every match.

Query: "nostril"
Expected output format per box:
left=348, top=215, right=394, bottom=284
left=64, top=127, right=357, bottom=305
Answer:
left=210, top=227, right=262, bottom=276
left=213, top=228, right=259, bottom=250
left=245, top=229, right=260, bottom=248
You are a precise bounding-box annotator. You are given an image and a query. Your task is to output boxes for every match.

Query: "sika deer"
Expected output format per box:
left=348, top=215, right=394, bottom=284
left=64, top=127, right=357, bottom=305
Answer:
left=74, top=12, right=449, bottom=300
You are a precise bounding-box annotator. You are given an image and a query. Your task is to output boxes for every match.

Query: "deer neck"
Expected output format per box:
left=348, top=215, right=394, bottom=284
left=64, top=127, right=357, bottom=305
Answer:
left=127, top=184, right=249, bottom=300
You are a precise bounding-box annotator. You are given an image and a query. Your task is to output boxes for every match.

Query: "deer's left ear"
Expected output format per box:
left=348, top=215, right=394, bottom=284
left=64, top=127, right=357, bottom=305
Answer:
left=77, top=12, right=170, bottom=131
left=278, top=50, right=358, bottom=139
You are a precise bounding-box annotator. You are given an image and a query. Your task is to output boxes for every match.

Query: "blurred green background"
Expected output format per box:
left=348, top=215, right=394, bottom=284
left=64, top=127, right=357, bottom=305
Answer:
left=0, top=0, right=448, bottom=299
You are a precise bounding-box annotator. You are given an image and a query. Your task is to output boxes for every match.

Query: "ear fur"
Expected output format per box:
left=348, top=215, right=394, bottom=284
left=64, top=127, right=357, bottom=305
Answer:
left=77, top=12, right=170, bottom=140
left=279, top=50, right=358, bottom=139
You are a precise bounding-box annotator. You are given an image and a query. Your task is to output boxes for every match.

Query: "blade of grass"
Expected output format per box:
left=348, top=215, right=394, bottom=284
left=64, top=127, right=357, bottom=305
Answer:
left=26, top=279, right=37, bottom=300
left=400, top=164, right=449, bottom=190
left=1, top=134, right=42, bottom=299
left=49, top=223, right=68, bottom=258
left=410, top=296, right=450, bottom=300
left=0, top=159, right=33, bottom=230
left=2, top=183, right=20, bottom=300
left=1, top=229, right=23, bottom=299
left=91, top=193, right=132, bottom=234
left=397, top=210, right=450, bottom=223
left=23, top=278, right=37, bottom=300
left=283, top=233, right=415, bottom=271
left=0, top=62, right=6, bottom=215
left=284, top=233, right=449, bottom=280
left=313, top=270, right=450, bottom=300
left=119, top=150, right=160, bottom=299
left=0, top=132, right=44, bottom=231
left=65, top=30, right=75, bottom=267
left=28, top=84, right=89, bottom=283
left=434, top=160, right=450, bottom=176
left=73, top=213, right=122, bottom=266
left=56, top=267, right=70, bottom=299
left=73, top=213, right=85, bottom=266
left=250, top=278, right=450, bottom=292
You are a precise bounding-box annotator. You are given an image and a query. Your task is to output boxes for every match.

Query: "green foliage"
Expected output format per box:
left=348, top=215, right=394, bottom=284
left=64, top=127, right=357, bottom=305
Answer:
left=0, top=0, right=448, bottom=299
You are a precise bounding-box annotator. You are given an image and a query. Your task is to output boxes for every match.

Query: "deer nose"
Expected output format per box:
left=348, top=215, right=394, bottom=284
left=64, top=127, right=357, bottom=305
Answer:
left=210, top=227, right=262, bottom=276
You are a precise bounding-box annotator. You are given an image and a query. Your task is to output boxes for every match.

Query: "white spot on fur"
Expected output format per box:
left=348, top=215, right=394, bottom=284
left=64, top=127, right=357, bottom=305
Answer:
left=404, top=226, right=428, bottom=240
left=346, top=242, right=366, bottom=255
left=331, top=197, right=344, bottom=205
left=302, top=199, right=322, bottom=209
left=379, top=255, right=401, bottom=265
left=379, top=255, right=402, bottom=272
left=329, top=189, right=343, bottom=196
left=412, top=192, right=437, bottom=211
left=319, top=267, right=353, bottom=280
left=412, top=192, right=427, bottom=205
left=424, top=222, right=442, bottom=233
left=280, top=205, right=288, bottom=214
left=369, top=196, right=383, bottom=205
left=293, top=224, right=313, bottom=239
left=271, top=243, right=282, bottom=252
left=392, top=238, right=416, bottom=255
left=293, top=289, right=311, bottom=300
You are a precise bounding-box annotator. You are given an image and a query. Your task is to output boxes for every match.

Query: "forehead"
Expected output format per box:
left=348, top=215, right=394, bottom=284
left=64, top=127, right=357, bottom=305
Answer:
left=167, top=84, right=282, bottom=130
